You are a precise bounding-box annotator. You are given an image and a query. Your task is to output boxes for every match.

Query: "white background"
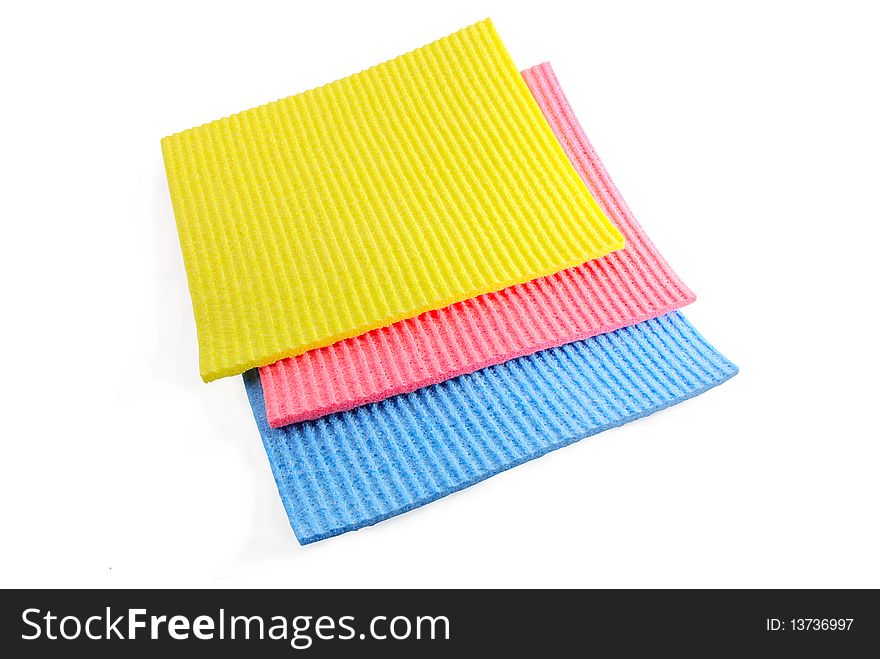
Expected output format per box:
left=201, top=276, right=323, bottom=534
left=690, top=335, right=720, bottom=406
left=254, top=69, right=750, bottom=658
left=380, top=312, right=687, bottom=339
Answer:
left=1, top=0, right=878, bottom=588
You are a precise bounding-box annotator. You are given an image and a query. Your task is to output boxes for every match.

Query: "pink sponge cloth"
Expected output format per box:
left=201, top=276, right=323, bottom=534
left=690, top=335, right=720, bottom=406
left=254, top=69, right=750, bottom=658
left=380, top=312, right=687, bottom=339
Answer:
left=260, top=62, right=696, bottom=428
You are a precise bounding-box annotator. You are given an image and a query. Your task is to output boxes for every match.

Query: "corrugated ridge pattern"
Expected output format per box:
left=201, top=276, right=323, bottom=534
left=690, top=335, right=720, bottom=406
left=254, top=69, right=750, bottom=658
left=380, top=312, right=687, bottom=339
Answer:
left=260, top=62, right=696, bottom=427
left=246, top=311, right=738, bottom=545
left=162, top=21, right=624, bottom=381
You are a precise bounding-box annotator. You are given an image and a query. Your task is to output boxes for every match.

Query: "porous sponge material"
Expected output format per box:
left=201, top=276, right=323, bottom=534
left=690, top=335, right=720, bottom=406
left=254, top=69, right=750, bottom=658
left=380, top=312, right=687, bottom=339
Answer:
left=245, top=311, right=738, bottom=545
left=162, top=19, right=624, bottom=382
left=259, top=62, right=695, bottom=427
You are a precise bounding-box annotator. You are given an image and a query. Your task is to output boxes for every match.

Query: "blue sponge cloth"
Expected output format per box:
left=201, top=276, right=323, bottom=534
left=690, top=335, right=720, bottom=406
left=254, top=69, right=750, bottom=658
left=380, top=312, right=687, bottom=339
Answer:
left=244, top=311, right=738, bottom=544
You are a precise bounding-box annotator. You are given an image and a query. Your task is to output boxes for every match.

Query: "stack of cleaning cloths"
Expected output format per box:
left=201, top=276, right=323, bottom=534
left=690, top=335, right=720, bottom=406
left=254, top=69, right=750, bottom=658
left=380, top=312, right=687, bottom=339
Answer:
left=162, top=19, right=737, bottom=545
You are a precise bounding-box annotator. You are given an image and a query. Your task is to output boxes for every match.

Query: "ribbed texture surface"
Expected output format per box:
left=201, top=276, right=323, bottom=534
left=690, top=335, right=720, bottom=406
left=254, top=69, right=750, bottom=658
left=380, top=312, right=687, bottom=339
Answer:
left=246, top=311, right=738, bottom=545
left=260, top=63, right=695, bottom=427
left=162, top=20, right=623, bottom=381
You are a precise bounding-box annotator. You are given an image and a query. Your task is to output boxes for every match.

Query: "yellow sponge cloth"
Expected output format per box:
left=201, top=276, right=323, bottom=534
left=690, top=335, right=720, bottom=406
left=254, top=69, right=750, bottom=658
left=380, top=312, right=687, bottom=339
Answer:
left=161, top=19, right=624, bottom=381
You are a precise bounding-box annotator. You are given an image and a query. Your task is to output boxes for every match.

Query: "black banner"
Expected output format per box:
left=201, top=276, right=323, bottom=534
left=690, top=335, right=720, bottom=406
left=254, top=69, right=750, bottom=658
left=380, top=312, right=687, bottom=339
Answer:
left=1, top=589, right=877, bottom=656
